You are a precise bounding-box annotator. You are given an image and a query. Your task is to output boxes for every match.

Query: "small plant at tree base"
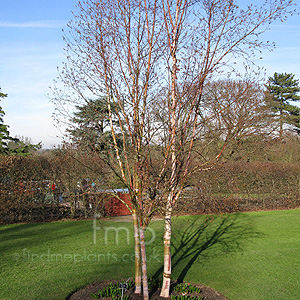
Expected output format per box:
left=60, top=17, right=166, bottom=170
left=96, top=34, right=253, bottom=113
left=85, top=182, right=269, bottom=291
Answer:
left=188, top=285, right=201, bottom=293
left=148, top=277, right=162, bottom=291
left=173, top=283, right=201, bottom=295
left=90, top=280, right=202, bottom=299
left=90, top=280, right=134, bottom=299
left=171, top=296, right=203, bottom=300
left=173, top=283, right=189, bottom=294
left=121, top=279, right=134, bottom=290
left=90, top=282, right=120, bottom=299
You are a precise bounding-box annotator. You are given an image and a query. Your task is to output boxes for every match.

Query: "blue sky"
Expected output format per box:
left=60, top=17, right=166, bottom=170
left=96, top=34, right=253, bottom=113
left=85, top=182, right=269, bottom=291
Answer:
left=0, top=0, right=300, bottom=148
left=0, top=0, right=75, bottom=148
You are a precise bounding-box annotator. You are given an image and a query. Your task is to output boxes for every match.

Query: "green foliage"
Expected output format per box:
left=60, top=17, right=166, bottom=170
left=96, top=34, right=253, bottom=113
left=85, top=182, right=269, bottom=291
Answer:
left=0, top=87, right=41, bottom=155
left=173, top=283, right=201, bottom=294
left=0, top=88, right=13, bottom=154
left=89, top=279, right=203, bottom=300
left=265, top=72, right=300, bottom=136
left=148, top=277, right=161, bottom=290
left=171, top=296, right=203, bottom=300
left=125, top=280, right=134, bottom=290
left=90, top=280, right=134, bottom=299
left=67, top=97, right=120, bottom=152
left=266, top=72, right=300, bottom=103
left=7, top=137, right=42, bottom=156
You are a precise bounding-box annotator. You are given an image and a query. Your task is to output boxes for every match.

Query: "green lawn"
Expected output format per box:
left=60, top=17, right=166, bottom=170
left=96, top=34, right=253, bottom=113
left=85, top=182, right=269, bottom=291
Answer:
left=1, top=209, right=300, bottom=299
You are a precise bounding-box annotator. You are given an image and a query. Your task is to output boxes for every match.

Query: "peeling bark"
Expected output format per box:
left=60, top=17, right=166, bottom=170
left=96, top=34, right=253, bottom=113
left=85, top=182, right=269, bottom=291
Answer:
left=160, top=200, right=172, bottom=297
left=140, top=226, right=149, bottom=300
left=132, top=209, right=141, bottom=294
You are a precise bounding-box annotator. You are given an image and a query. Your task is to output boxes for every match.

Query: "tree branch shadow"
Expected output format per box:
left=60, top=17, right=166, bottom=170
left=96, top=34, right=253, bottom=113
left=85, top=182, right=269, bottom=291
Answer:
left=152, top=213, right=263, bottom=283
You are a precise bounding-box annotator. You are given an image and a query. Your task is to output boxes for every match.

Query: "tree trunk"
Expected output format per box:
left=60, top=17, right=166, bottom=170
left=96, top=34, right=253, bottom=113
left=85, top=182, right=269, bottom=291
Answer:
left=132, top=209, right=141, bottom=293
left=160, top=14, right=178, bottom=294
left=279, top=108, right=283, bottom=139
left=140, top=226, right=149, bottom=300
left=160, top=198, right=172, bottom=297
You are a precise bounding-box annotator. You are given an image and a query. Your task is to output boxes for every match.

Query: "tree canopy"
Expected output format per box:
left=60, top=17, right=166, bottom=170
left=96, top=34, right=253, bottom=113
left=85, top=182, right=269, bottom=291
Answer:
left=67, top=97, right=123, bottom=153
left=0, top=88, right=41, bottom=155
left=52, top=0, right=297, bottom=298
left=265, top=72, right=300, bottom=137
left=0, top=89, right=15, bottom=154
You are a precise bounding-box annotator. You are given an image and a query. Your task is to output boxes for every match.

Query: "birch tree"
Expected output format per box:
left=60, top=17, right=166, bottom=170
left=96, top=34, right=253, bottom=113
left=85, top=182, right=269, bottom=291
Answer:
left=53, top=1, right=166, bottom=299
left=158, top=0, right=296, bottom=296
left=52, top=0, right=296, bottom=298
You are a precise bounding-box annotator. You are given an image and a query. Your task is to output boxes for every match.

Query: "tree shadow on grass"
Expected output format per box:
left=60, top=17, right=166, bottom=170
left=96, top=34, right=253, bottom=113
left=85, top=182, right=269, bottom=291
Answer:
left=152, top=213, right=263, bottom=283
left=0, top=220, right=92, bottom=254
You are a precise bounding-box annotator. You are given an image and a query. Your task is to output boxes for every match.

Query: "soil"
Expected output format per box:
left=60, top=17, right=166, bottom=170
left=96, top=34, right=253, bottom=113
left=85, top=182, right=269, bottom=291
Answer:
left=67, top=280, right=229, bottom=300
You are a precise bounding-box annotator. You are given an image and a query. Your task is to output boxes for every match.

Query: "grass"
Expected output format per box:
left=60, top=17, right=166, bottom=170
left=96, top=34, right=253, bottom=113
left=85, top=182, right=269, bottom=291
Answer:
left=1, top=209, right=300, bottom=299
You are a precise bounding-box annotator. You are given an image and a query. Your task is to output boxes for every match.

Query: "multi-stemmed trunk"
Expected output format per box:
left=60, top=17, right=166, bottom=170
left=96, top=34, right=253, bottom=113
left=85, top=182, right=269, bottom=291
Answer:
left=132, top=209, right=142, bottom=294
left=140, top=225, right=149, bottom=300
left=160, top=198, right=173, bottom=297
left=160, top=43, right=178, bottom=297
left=133, top=208, right=149, bottom=300
left=160, top=0, right=180, bottom=290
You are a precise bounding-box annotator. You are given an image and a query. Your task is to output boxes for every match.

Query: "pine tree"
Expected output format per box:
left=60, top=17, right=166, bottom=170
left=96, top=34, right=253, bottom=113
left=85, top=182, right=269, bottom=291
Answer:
left=265, top=72, right=300, bottom=137
left=0, top=89, right=15, bottom=154
left=0, top=88, right=41, bottom=155
left=67, top=98, right=120, bottom=151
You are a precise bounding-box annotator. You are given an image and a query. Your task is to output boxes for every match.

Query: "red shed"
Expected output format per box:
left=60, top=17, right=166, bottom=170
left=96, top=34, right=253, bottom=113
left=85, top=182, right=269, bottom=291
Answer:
left=102, top=191, right=132, bottom=216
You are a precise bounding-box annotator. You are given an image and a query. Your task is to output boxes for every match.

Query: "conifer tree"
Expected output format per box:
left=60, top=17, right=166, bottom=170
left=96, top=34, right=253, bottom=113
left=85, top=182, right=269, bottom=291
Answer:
left=265, top=72, right=300, bottom=137
left=0, top=89, right=15, bottom=154
left=68, top=98, right=114, bottom=151
left=0, top=88, right=41, bottom=155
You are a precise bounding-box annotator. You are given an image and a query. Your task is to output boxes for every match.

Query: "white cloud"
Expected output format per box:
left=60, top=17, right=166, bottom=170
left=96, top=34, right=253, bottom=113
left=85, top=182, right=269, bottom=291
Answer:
left=0, top=20, right=66, bottom=28
left=0, top=40, right=66, bottom=148
left=5, top=113, right=64, bottom=149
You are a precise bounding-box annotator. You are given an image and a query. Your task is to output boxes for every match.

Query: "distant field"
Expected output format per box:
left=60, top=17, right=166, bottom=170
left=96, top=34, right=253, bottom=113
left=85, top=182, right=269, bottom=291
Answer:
left=1, top=209, right=300, bottom=299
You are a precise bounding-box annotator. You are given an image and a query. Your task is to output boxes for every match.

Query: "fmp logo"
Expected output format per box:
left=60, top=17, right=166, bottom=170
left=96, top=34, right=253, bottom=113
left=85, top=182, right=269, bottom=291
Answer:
left=93, top=214, right=156, bottom=245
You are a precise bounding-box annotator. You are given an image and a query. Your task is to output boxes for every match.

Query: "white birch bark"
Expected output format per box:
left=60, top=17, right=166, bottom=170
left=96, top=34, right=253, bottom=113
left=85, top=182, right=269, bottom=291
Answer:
left=139, top=226, right=149, bottom=300
left=160, top=199, right=173, bottom=297
left=132, top=209, right=141, bottom=294
left=160, top=1, right=181, bottom=294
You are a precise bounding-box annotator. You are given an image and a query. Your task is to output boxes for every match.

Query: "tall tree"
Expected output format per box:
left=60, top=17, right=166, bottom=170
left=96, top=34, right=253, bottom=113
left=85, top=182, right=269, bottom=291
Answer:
left=201, top=78, right=273, bottom=159
left=67, top=97, right=119, bottom=151
left=52, top=0, right=296, bottom=298
left=53, top=1, right=165, bottom=297
left=0, top=88, right=41, bottom=155
left=0, top=88, right=12, bottom=154
left=265, top=72, right=300, bottom=137
left=159, top=1, right=295, bottom=295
